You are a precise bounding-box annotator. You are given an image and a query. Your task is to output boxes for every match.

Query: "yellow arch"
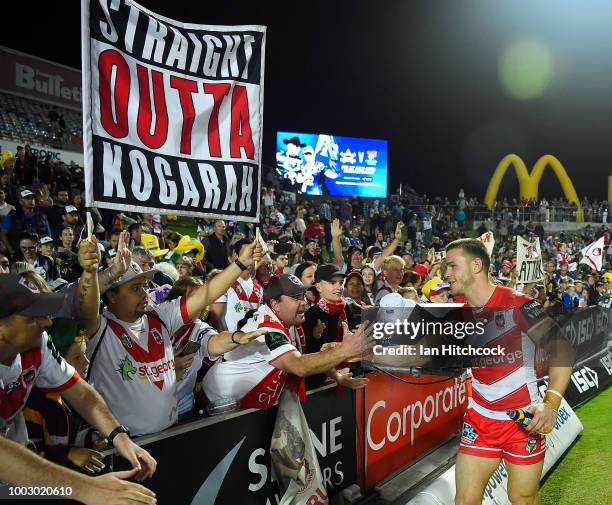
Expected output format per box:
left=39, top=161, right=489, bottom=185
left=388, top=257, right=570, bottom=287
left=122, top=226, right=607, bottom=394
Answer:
left=484, top=154, right=583, bottom=222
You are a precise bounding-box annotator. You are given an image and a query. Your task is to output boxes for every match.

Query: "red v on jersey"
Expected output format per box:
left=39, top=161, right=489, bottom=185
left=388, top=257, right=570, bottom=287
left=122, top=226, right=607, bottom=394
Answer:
left=106, top=313, right=166, bottom=364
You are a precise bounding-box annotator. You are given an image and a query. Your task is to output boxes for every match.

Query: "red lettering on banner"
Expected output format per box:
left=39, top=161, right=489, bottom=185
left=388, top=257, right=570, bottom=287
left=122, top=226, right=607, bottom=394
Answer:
left=98, top=50, right=130, bottom=138
left=203, top=83, right=230, bottom=157
left=170, top=76, right=198, bottom=154
left=136, top=65, right=169, bottom=149
left=230, top=85, right=255, bottom=159
left=306, top=488, right=328, bottom=505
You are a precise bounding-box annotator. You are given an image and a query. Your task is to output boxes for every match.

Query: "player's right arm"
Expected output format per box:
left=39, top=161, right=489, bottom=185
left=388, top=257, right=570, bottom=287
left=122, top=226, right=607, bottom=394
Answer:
left=0, top=437, right=156, bottom=505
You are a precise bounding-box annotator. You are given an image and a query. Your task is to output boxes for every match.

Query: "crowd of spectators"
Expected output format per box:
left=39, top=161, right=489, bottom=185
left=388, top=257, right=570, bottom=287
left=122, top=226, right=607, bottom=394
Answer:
left=0, top=141, right=610, bottom=487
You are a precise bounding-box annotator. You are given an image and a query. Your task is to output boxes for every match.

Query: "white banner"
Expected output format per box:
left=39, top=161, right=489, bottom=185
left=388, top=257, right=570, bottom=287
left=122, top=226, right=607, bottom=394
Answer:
left=517, top=236, right=544, bottom=284
left=271, top=389, right=329, bottom=505
left=0, top=139, right=84, bottom=166
left=478, top=230, right=495, bottom=258
left=579, top=236, right=605, bottom=272
left=406, top=396, right=584, bottom=505
left=81, top=0, right=265, bottom=221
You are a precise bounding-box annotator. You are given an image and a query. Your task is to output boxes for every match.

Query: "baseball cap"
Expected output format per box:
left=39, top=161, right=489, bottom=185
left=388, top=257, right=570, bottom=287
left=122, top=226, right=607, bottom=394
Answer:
left=264, top=274, right=307, bottom=302
left=0, top=274, right=65, bottom=318
left=346, top=245, right=363, bottom=260
left=366, top=246, right=383, bottom=260
left=141, top=233, right=169, bottom=257
left=63, top=205, right=78, bottom=214
left=412, top=264, right=430, bottom=279
left=502, top=260, right=513, bottom=268
left=101, top=262, right=156, bottom=294
left=39, top=236, right=54, bottom=246
left=314, top=264, right=347, bottom=283
left=379, top=292, right=417, bottom=309
left=421, top=277, right=451, bottom=300
left=20, top=189, right=35, bottom=199
left=346, top=270, right=365, bottom=284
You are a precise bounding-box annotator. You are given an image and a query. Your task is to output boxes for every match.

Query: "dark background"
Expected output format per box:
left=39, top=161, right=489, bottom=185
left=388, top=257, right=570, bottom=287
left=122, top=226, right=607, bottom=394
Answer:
left=2, top=0, right=611, bottom=200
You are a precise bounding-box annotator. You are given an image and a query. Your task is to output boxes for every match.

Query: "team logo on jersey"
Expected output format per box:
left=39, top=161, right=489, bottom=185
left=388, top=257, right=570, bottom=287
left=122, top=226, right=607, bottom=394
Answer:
left=22, top=367, right=36, bottom=385
left=526, top=437, right=538, bottom=454
left=234, top=302, right=244, bottom=313
left=461, top=422, right=479, bottom=445
left=495, top=311, right=505, bottom=329
left=116, top=355, right=137, bottom=381
left=120, top=333, right=132, bottom=349
left=151, top=327, right=163, bottom=344
left=235, top=284, right=243, bottom=295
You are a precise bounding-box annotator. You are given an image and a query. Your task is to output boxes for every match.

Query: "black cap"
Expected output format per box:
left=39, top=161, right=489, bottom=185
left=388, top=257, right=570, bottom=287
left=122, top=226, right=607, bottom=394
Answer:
left=0, top=274, right=65, bottom=319
left=264, top=274, right=307, bottom=302
left=314, top=263, right=346, bottom=283
left=283, top=136, right=306, bottom=147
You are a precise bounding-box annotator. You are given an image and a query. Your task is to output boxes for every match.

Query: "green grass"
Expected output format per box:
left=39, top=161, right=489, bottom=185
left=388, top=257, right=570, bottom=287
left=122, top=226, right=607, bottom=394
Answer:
left=539, top=386, right=612, bottom=505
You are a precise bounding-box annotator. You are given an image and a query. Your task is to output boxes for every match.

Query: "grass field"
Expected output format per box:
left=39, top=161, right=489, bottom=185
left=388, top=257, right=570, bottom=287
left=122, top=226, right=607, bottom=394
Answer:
left=539, top=385, right=612, bottom=505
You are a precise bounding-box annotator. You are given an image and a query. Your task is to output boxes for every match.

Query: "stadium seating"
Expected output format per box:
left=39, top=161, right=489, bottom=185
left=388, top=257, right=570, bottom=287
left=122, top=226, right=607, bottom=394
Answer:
left=0, top=92, right=82, bottom=151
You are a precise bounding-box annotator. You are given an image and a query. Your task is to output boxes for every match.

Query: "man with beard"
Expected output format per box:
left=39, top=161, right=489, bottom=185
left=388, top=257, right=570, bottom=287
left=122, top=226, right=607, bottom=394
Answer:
left=203, top=274, right=369, bottom=409
left=444, top=239, right=573, bottom=505
left=46, top=186, right=71, bottom=232
left=82, top=239, right=262, bottom=436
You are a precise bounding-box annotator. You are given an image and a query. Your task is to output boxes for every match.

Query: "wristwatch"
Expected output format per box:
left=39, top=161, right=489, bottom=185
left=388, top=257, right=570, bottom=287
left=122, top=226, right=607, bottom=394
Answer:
left=234, top=259, right=248, bottom=271
left=107, top=425, right=130, bottom=445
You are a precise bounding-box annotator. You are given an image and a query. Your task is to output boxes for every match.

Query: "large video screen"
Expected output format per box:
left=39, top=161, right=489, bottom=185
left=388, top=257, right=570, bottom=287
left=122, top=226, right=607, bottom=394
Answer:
left=275, top=132, right=388, bottom=197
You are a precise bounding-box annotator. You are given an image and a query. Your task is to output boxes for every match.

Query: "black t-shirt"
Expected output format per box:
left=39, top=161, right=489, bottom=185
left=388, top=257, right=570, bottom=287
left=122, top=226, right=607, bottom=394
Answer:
left=303, top=302, right=357, bottom=389
left=204, top=235, right=229, bottom=270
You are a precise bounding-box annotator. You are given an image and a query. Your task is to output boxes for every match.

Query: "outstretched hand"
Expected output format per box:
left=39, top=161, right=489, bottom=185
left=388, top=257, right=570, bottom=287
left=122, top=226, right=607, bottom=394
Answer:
left=111, top=230, right=132, bottom=278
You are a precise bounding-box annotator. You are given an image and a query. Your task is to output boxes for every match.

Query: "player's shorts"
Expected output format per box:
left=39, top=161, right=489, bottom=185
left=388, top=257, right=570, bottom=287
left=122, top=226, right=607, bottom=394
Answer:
left=458, top=407, right=546, bottom=465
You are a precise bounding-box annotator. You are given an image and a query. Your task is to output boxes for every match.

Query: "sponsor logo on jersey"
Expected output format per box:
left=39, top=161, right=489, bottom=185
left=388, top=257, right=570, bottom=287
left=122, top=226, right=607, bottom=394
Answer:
left=234, top=302, right=244, bottom=313
left=116, top=355, right=137, bottom=381
left=5, top=381, right=21, bottom=394
left=138, top=359, right=176, bottom=379
left=461, top=422, right=479, bottom=445
left=22, top=367, right=36, bottom=385
left=526, top=437, right=538, bottom=454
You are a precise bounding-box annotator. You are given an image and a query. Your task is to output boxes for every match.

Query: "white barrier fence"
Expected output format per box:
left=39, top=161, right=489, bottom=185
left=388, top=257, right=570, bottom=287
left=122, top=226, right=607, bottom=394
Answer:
left=406, top=397, right=584, bottom=505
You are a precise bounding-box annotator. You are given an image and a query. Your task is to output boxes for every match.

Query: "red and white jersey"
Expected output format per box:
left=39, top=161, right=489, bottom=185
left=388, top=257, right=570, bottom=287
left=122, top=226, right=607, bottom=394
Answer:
left=0, top=332, right=78, bottom=442
left=468, top=286, right=548, bottom=419
left=172, top=319, right=219, bottom=416
left=202, top=304, right=304, bottom=409
left=87, top=297, right=191, bottom=436
left=214, top=276, right=263, bottom=332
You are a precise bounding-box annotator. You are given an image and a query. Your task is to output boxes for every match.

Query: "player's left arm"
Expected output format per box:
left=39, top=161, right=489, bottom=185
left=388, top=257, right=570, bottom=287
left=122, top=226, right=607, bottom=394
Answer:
left=520, top=299, right=575, bottom=434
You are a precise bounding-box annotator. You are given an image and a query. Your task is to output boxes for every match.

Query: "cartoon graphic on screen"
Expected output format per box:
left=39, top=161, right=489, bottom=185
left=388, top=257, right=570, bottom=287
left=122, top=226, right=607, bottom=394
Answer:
left=276, top=132, right=388, bottom=197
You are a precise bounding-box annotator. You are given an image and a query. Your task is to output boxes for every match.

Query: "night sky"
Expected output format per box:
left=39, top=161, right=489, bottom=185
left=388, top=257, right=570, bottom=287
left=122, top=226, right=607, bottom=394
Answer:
left=2, top=0, right=611, bottom=200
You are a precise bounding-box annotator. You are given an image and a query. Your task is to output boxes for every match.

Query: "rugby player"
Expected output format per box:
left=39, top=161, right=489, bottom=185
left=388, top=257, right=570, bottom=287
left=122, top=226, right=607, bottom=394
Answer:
left=444, top=239, right=573, bottom=505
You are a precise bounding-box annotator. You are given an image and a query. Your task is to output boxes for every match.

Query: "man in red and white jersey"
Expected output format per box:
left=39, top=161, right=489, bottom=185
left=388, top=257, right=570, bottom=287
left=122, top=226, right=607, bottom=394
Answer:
left=83, top=238, right=262, bottom=436
left=444, top=238, right=573, bottom=505
left=0, top=240, right=157, bottom=494
left=203, top=274, right=369, bottom=409
left=209, top=239, right=263, bottom=332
